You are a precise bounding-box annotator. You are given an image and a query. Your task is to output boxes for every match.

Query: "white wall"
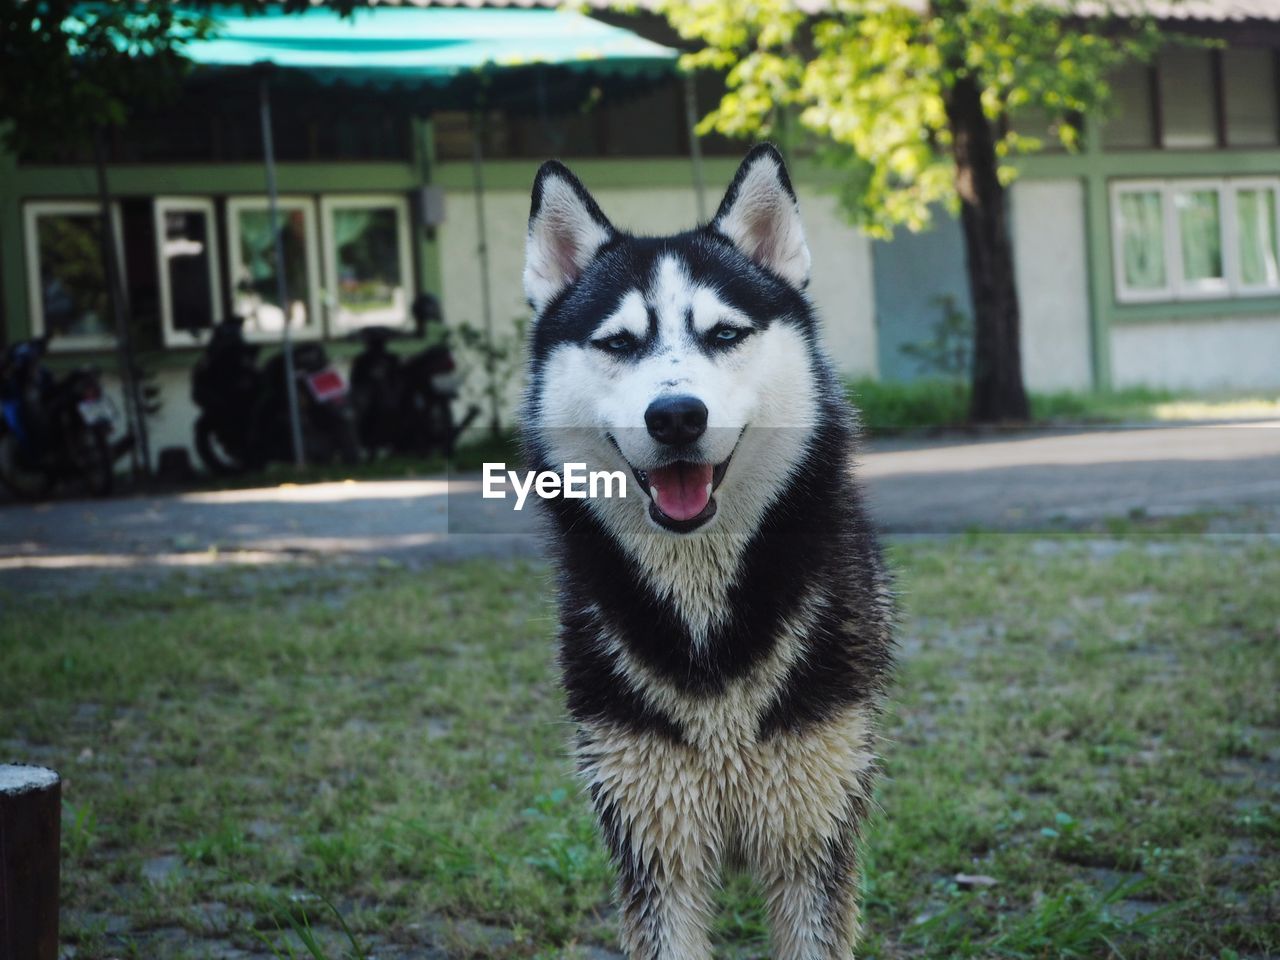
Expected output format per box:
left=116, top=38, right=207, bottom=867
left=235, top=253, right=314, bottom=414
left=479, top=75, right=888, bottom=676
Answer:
left=1111, top=316, right=1280, bottom=391
left=1010, top=178, right=1094, bottom=392
left=797, top=188, right=879, bottom=381
left=437, top=181, right=879, bottom=426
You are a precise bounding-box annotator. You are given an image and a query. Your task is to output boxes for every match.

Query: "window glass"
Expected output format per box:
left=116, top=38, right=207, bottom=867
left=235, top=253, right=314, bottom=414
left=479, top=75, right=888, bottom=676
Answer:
left=158, top=203, right=220, bottom=341
left=1159, top=47, right=1217, bottom=149
left=1236, top=187, right=1280, bottom=288
left=328, top=204, right=409, bottom=330
left=30, top=207, right=117, bottom=343
left=1223, top=49, right=1278, bottom=147
left=1174, top=188, right=1224, bottom=284
left=1113, top=179, right=1280, bottom=302
left=1117, top=190, right=1167, bottom=291
left=229, top=201, right=318, bottom=338
left=1102, top=63, right=1155, bottom=149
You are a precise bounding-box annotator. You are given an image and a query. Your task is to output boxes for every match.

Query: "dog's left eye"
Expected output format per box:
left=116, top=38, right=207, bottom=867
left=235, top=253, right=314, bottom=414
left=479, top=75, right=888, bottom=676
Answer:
left=594, top=333, right=638, bottom=354
left=708, top=324, right=749, bottom=345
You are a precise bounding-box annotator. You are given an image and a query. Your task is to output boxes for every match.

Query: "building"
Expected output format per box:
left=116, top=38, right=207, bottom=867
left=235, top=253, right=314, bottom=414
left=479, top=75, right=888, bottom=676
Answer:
left=873, top=0, right=1280, bottom=393
left=2, top=0, right=1277, bottom=466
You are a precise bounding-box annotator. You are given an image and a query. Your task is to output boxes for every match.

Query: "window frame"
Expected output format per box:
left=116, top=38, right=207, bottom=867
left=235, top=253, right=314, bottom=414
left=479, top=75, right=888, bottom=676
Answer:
left=225, top=195, right=323, bottom=343
left=1111, top=177, right=1280, bottom=306
left=1110, top=180, right=1174, bottom=304
left=319, top=193, right=416, bottom=334
left=23, top=200, right=126, bottom=351
left=1227, top=177, right=1280, bottom=296
left=154, top=196, right=224, bottom=348
left=1168, top=178, right=1230, bottom=301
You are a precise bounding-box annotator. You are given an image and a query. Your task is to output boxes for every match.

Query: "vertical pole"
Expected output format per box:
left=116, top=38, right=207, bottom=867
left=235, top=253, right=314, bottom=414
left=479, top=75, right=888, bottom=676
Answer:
left=259, top=75, right=306, bottom=467
left=470, top=110, right=500, bottom=439
left=1081, top=113, right=1112, bottom=392
left=92, top=128, right=147, bottom=480
left=683, top=72, right=707, bottom=221
left=0, top=764, right=62, bottom=960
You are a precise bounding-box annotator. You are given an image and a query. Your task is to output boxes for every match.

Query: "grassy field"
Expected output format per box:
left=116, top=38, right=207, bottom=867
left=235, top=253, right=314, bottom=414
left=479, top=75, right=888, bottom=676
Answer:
left=2, top=534, right=1277, bottom=959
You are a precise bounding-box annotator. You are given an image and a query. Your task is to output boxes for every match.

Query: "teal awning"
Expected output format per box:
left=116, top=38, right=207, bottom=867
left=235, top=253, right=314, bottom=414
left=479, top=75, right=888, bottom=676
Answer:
left=179, top=6, right=679, bottom=90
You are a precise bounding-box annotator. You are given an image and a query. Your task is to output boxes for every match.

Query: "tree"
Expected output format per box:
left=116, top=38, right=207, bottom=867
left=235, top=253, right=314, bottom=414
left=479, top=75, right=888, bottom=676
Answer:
left=657, top=0, right=1160, bottom=422
left=0, top=0, right=361, bottom=158
left=0, top=2, right=210, bottom=157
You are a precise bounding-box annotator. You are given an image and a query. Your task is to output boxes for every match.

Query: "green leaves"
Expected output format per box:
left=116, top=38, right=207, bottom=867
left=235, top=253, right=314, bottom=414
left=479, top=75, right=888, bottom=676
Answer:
left=0, top=0, right=215, bottom=156
left=652, top=0, right=1160, bottom=236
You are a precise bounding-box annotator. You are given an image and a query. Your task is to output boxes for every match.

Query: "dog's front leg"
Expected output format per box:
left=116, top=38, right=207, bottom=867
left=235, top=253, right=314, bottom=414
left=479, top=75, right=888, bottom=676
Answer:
left=756, top=824, right=863, bottom=960
left=587, top=779, right=718, bottom=960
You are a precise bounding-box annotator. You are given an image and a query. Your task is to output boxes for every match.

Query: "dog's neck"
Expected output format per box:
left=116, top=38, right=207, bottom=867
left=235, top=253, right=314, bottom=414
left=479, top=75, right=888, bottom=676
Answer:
left=622, top=529, right=752, bottom=644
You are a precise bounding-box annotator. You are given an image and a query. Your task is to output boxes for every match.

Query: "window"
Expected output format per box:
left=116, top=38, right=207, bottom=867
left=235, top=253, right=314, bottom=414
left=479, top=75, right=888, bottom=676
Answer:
left=1172, top=182, right=1228, bottom=297
left=23, top=201, right=125, bottom=350
left=226, top=197, right=322, bottom=341
left=1233, top=181, right=1280, bottom=293
left=1112, top=183, right=1170, bottom=301
left=1158, top=47, right=1216, bottom=149
left=320, top=195, right=414, bottom=332
left=1111, top=178, right=1280, bottom=303
left=1102, top=63, right=1156, bottom=150
left=154, top=197, right=223, bottom=346
left=1223, top=49, right=1278, bottom=148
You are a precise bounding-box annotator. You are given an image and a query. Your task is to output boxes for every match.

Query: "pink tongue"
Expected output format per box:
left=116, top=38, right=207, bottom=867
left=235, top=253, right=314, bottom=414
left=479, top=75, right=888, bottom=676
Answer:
left=648, top=462, right=714, bottom=521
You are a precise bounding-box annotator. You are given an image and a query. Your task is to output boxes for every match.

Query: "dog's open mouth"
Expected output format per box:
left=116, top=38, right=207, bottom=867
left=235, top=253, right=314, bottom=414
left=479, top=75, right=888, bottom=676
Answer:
left=630, top=458, right=731, bottom=533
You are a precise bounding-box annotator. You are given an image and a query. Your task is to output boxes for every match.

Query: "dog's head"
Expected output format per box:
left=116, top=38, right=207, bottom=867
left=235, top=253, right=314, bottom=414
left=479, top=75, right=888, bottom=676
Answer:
left=522, top=144, right=835, bottom=538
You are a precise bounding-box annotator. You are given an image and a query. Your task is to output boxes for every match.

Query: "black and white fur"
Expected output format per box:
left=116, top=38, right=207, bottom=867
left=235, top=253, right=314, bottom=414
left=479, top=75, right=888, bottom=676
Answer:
left=520, top=144, right=895, bottom=960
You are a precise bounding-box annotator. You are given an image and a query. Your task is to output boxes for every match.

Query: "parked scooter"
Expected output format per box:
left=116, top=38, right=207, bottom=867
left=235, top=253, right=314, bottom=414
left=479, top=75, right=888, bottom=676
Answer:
left=348, top=294, right=479, bottom=458
left=0, top=336, right=132, bottom=498
left=191, top=316, right=360, bottom=474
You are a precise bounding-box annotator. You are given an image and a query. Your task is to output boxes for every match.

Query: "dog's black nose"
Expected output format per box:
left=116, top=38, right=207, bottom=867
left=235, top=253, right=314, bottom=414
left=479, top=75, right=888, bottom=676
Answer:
left=645, top=395, right=708, bottom=446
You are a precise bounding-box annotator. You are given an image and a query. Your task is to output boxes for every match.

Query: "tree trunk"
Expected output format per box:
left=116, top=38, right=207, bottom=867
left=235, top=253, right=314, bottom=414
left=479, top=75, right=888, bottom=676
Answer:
left=0, top=765, right=61, bottom=960
left=944, top=74, right=1030, bottom=424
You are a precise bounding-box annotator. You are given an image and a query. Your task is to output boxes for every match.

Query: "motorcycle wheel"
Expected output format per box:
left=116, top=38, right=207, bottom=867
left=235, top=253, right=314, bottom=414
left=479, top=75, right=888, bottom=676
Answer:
left=195, top=414, right=250, bottom=476
left=0, top=432, right=54, bottom=499
left=77, top=426, right=114, bottom=498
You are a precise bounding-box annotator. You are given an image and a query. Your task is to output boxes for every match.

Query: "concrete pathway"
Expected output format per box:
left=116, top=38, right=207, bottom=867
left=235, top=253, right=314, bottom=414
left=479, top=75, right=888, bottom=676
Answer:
left=2, top=420, right=1277, bottom=592
left=859, top=419, right=1280, bottom=532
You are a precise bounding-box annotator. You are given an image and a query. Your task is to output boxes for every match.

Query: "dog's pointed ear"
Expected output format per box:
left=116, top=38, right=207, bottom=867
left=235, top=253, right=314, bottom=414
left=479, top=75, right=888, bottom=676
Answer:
left=524, top=161, right=615, bottom=314
left=711, top=144, right=810, bottom=288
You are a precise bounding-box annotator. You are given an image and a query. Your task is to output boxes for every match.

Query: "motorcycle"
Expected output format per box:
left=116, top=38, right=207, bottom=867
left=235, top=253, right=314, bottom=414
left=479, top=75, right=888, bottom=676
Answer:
left=348, top=294, right=479, bottom=459
left=191, top=316, right=360, bottom=475
left=0, top=336, right=132, bottom=499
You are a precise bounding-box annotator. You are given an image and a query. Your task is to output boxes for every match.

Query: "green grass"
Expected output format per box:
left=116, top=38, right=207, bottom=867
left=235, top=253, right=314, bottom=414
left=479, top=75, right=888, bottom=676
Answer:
left=2, top=536, right=1277, bottom=958
left=845, top=378, right=1280, bottom=433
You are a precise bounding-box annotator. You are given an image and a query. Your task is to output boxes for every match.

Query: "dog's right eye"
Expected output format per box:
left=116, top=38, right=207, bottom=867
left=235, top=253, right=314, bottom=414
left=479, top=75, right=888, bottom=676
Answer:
left=593, top=333, right=638, bottom=354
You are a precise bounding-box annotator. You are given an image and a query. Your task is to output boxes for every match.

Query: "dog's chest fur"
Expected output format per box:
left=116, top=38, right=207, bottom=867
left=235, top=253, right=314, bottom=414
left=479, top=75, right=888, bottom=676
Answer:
left=574, top=576, right=882, bottom=842
left=550, top=441, right=894, bottom=743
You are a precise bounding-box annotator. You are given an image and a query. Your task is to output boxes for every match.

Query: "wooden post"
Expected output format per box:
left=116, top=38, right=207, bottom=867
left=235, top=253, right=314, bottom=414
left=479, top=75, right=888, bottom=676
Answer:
left=0, top=765, right=61, bottom=960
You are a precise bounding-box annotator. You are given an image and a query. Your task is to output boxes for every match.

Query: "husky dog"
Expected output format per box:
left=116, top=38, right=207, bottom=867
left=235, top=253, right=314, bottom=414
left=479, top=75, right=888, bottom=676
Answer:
left=519, top=144, right=894, bottom=960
